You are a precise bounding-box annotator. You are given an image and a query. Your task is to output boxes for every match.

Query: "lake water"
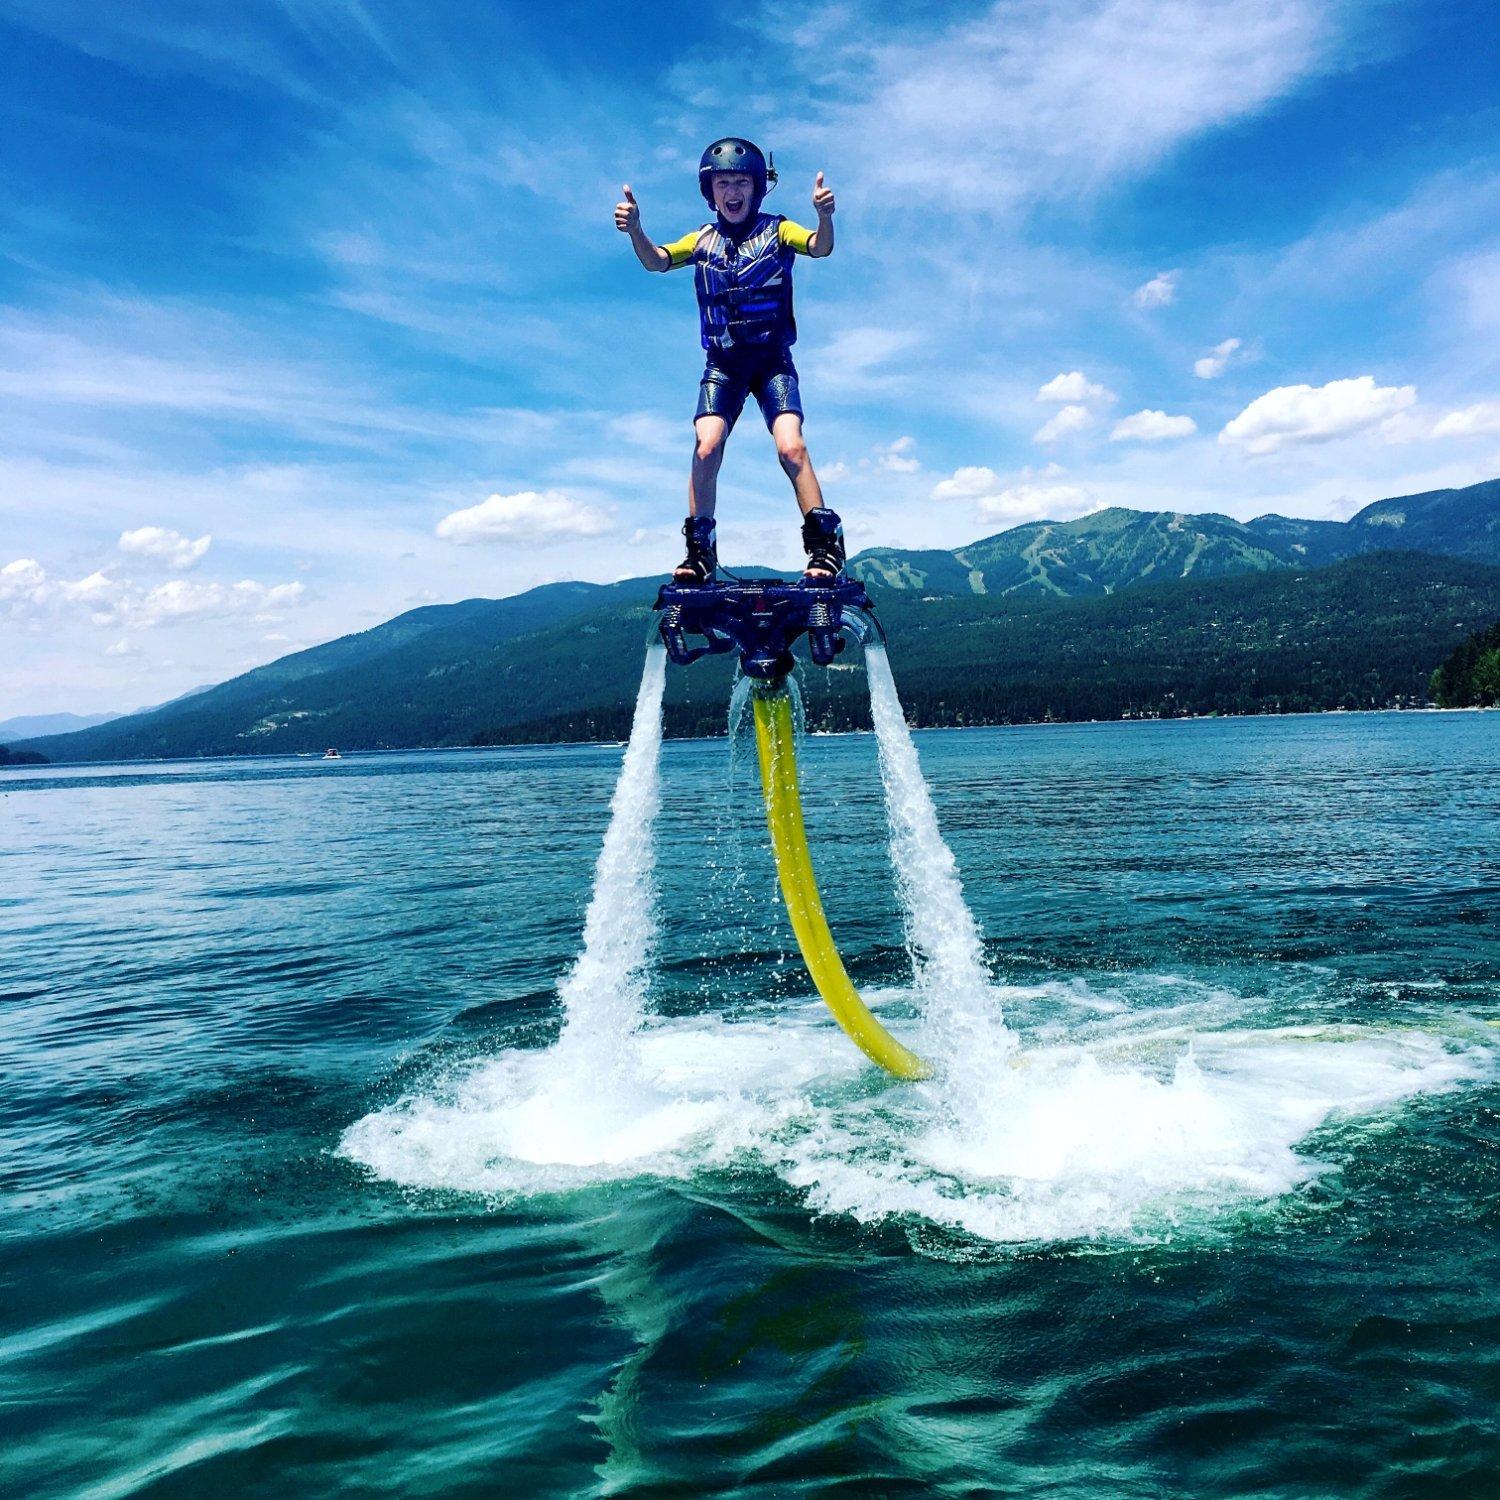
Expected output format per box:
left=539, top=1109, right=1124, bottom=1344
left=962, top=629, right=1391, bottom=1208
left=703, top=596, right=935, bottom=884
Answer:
left=3, top=707, right=1497, bottom=1496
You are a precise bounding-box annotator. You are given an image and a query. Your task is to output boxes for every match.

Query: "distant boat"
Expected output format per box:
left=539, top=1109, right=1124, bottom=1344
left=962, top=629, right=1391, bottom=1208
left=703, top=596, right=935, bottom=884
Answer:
left=323, top=747, right=341, bottom=759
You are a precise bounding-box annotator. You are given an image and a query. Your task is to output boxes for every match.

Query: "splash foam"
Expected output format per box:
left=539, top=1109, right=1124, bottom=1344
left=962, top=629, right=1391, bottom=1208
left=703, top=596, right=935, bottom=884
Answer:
left=341, top=647, right=1492, bottom=1245
left=342, top=978, right=1492, bottom=1245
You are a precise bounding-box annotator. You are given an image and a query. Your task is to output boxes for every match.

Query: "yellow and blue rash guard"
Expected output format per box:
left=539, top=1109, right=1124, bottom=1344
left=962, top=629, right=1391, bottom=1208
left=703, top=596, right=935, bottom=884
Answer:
left=663, top=214, right=816, bottom=353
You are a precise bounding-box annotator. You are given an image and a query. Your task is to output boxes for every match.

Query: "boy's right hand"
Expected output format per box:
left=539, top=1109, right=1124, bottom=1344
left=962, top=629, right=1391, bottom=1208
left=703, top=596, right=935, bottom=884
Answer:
left=614, top=185, right=640, bottom=234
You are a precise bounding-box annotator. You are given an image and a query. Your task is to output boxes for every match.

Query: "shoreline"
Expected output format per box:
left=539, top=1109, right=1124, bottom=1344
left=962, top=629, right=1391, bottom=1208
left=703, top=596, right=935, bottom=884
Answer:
left=4, top=703, right=1493, bottom=774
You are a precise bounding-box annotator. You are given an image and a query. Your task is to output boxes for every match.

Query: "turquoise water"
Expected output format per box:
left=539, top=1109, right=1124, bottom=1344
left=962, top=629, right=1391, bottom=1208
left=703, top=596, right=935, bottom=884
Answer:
left=3, top=708, right=1498, bottom=1495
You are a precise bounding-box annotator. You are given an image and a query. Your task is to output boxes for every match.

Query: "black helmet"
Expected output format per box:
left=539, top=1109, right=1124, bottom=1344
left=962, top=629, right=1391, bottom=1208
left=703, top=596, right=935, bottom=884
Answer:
left=698, top=137, right=777, bottom=210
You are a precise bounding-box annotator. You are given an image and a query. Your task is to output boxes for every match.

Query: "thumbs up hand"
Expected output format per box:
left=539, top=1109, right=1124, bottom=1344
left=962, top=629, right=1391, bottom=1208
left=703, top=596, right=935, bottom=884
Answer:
left=614, top=184, right=640, bottom=233
left=812, top=172, right=835, bottom=218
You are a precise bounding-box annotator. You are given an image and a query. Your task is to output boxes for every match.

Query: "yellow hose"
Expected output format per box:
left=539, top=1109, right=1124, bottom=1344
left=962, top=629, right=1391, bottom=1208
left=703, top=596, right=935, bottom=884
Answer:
left=752, top=687, right=931, bottom=1081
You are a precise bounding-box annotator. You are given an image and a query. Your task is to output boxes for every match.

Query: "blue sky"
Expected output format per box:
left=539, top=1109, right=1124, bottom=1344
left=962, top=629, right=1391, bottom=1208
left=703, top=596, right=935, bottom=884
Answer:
left=2, top=0, right=1498, bottom=714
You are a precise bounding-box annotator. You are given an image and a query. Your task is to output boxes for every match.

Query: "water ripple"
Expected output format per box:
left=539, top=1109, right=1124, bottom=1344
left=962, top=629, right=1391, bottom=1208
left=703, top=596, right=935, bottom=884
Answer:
left=3, top=715, right=1498, bottom=1494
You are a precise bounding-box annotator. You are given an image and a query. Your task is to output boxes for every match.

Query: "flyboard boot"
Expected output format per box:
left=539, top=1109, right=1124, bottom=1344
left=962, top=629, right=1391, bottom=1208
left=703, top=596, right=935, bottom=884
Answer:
left=672, top=515, right=718, bottom=586
left=800, top=507, right=846, bottom=585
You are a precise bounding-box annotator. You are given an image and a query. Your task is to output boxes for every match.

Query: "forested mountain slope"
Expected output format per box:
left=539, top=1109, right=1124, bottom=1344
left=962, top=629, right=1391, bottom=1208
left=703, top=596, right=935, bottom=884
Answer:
left=22, top=552, right=1499, bottom=759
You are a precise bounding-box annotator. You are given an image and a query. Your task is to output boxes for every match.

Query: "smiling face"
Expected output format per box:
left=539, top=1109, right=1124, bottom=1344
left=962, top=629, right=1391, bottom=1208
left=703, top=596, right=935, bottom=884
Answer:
left=710, top=173, right=756, bottom=225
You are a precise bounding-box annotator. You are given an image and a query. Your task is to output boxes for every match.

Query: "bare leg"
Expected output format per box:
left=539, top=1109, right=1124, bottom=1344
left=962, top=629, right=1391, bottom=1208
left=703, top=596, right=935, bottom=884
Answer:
left=688, top=416, right=728, bottom=519
left=772, top=414, right=842, bottom=579
left=771, top=413, right=824, bottom=515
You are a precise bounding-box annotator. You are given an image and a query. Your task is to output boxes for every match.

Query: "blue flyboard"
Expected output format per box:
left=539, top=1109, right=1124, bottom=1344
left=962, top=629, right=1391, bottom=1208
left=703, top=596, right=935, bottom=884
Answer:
left=653, top=576, right=877, bottom=681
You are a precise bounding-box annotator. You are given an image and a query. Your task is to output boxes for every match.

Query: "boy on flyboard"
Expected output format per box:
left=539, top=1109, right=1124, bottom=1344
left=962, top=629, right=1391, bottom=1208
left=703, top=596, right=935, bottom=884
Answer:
left=614, top=138, right=844, bottom=587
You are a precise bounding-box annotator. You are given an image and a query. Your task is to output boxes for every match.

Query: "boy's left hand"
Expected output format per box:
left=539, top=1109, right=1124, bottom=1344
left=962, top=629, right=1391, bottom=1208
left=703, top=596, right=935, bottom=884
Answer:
left=813, top=171, right=835, bottom=218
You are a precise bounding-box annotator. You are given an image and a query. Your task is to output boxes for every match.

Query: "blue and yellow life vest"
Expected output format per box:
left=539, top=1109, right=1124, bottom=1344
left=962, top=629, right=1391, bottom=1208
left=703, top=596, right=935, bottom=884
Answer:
left=665, top=214, right=816, bottom=354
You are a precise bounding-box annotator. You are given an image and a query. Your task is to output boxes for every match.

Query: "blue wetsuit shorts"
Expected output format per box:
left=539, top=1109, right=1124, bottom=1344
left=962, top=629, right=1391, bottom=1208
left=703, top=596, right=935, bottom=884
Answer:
left=694, top=346, right=803, bottom=432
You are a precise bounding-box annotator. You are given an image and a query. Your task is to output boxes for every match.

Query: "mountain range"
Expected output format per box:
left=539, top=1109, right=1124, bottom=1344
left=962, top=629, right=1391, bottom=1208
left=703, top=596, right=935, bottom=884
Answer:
left=0, top=710, right=120, bottom=741
left=849, top=477, right=1499, bottom=596
left=0, top=685, right=213, bottom=742
left=11, top=477, right=1498, bottom=763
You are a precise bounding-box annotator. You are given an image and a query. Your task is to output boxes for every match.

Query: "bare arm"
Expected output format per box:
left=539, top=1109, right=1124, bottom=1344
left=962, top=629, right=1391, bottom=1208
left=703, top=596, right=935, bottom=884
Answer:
left=807, top=172, right=836, bottom=258
left=614, top=184, right=670, bottom=272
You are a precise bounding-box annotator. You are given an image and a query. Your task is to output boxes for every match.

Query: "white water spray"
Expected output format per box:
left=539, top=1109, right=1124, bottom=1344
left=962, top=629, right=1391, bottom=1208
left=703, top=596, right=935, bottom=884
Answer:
left=344, top=642, right=1495, bottom=1241
left=556, top=644, right=668, bottom=1062
left=865, top=644, right=1012, bottom=1074
left=341, top=645, right=709, bottom=1182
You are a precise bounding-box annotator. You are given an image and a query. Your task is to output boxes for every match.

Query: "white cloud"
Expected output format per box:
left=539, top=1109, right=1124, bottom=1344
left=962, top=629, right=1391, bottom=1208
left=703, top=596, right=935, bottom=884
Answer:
left=125, top=579, right=304, bottom=626
left=1219, top=376, right=1418, bottom=455
left=118, top=526, right=212, bottom=569
left=1133, top=271, right=1179, bottom=308
left=1110, top=410, right=1198, bottom=442
left=56, top=570, right=116, bottom=606
left=932, top=466, right=1003, bottom=503
left=930, top=468, right=1094, bottom=524
left=435, top=489, right=613, bottom=545
left=981, top=483, right=1095, bottom=524
left=1193, top=338, right=1242, bottom=379
left=1034, top=405, right=1094, bottom=444
left=876, top=436, right=920, bottom=472
left=2, top=560, right=115, bottom=614
left=1, top=557, right=47, bottom=601
left=1431, top=401, right=1500, bottom=439
left=1377, top=409, right=1434, bottom=444
left=106, top=639, right=141, bottom=657
left=1037, top=371, right=1115, bottom=404
left=1, top=556, right=304, bottom=629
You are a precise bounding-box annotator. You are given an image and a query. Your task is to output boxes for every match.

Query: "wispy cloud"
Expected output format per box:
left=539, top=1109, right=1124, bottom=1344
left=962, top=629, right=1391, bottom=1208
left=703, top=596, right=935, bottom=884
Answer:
left=0, top=298, right=577, bottom=459
left=0, top=0, right=406, bottom=105
left=1193, top=337, right=1242, bottom=378
left=1133, top=270, right=1179, bottom=309
left=787, top=0, right=1354, bottom=212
